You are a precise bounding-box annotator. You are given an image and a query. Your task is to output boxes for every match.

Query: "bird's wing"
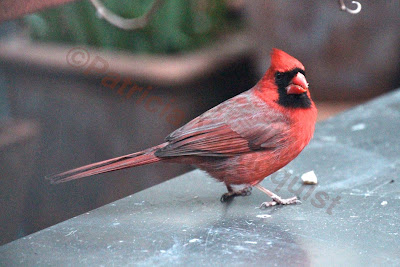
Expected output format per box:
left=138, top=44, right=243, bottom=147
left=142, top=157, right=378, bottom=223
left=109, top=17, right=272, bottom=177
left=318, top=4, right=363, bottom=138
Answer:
left=155, top=91, right=290, bottom=158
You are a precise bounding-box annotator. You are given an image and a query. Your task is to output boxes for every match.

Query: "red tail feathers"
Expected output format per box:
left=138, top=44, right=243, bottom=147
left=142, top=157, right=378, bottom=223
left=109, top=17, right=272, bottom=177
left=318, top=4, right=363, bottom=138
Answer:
left=46, top=143, right=167, bottom=184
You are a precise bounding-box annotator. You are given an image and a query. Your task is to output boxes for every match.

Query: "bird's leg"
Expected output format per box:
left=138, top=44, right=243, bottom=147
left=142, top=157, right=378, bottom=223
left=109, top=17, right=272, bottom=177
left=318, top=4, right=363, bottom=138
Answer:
left=220, top=185, right=252, bottom=202
left=254, top=184, right=301, bottom=208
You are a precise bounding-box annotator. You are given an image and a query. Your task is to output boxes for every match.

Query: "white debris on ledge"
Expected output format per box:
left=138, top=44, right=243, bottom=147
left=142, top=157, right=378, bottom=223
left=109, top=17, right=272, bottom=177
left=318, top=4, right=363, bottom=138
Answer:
left=351, top=123, right=366, bottom=131
left=256, top=214, right=271, bottom=219
left=301, top=170, right=318, bottom=185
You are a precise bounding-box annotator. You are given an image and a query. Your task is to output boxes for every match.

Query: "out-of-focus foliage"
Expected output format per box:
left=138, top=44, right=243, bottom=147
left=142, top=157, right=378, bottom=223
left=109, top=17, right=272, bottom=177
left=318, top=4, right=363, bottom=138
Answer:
left=24, top=0, right=241, bottom=54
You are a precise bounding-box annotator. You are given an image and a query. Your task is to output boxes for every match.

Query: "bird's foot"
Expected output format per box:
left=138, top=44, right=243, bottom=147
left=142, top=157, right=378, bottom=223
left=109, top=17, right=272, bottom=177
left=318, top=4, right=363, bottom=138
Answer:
left=220, top=187, right=252, bottom=202
left=260, top=195, right=301, bottom=209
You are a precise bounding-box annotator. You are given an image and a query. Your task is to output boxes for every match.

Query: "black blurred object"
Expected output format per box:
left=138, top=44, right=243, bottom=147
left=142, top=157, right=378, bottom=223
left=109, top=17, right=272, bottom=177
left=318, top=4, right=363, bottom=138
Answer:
left=0, top=119, right=40, bottom=245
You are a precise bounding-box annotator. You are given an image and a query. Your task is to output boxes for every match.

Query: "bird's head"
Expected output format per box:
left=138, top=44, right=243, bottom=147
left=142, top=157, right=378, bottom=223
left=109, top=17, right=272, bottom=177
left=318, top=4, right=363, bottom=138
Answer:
left=258, top=48, right=312, bottom=109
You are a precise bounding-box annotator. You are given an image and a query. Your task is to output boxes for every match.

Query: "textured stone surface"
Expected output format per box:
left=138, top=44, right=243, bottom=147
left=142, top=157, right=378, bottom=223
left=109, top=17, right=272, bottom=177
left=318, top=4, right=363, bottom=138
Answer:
left=1, top=90, right=400, bottom=266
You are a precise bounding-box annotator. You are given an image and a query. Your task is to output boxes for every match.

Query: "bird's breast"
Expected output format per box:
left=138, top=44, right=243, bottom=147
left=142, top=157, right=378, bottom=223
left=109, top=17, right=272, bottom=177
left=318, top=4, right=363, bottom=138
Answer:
left=197, top=106, right=317, bottom=186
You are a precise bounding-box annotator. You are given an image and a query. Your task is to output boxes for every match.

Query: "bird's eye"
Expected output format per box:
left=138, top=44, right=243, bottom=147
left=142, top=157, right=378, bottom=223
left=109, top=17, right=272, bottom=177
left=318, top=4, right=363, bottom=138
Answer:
left=275, top=72, right=283, bottom=81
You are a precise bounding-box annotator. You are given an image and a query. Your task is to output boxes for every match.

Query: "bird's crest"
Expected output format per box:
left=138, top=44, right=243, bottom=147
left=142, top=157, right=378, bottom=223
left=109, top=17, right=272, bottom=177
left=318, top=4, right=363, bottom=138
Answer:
left=270, top=48, right=305, bottom=73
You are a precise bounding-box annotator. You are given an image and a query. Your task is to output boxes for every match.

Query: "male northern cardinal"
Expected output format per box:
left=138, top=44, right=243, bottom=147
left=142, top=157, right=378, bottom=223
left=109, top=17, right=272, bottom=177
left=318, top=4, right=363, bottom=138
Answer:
left=47, top=48, right=317, bottom=208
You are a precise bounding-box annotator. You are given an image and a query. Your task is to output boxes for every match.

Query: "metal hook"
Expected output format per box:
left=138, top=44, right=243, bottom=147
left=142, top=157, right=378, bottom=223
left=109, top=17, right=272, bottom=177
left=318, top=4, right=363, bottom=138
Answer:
left=89, top=0, right=165, bottom=30
left=339, top=0, right=362, bottom=14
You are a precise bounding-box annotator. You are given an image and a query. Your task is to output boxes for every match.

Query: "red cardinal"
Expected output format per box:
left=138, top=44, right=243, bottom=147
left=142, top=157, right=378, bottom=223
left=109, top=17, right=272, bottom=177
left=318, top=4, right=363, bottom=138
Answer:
left=48, top=48, right=317, bottom=208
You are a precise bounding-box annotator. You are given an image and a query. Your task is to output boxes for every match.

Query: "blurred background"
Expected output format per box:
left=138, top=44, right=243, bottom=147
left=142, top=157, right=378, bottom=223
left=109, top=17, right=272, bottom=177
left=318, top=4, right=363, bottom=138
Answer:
left=0, top=0, right=399, bottom=245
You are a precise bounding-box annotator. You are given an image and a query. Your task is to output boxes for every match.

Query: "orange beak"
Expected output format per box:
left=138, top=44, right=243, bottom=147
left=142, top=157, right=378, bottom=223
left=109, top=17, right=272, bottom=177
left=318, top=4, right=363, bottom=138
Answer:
left=286, top=72, right=308, bottom=94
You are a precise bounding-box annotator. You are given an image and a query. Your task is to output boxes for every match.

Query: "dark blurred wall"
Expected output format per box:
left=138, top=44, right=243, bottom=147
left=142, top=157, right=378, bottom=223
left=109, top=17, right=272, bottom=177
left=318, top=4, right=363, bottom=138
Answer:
left=244, top=0, right=400, bottom=101
left=0, top=43, right=256, bottom=245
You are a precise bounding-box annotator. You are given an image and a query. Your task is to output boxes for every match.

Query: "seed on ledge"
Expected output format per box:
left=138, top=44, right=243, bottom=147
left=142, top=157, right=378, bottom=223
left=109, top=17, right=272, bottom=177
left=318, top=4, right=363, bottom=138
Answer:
left=301, top=170, right=318, bottom=185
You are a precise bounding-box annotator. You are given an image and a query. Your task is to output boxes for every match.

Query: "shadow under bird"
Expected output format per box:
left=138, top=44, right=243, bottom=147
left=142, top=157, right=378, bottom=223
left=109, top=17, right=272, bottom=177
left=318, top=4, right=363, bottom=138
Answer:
left=47, top=48, right=317, bottom=208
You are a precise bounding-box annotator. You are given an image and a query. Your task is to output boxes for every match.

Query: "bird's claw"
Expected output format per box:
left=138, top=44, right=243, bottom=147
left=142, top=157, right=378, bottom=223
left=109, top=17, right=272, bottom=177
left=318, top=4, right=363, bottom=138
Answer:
left=260, top=196, right=301, bottom=209
left=220, top=193, right=232, bottom=202
left=220, top=187, right=252, bottom=202
left=240, top=186, right=252, bottom=196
